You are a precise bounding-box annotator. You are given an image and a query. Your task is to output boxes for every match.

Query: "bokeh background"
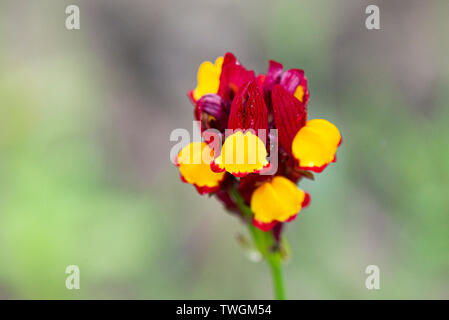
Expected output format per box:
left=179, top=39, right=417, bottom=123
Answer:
left=0, top=0, right=448, bottom=299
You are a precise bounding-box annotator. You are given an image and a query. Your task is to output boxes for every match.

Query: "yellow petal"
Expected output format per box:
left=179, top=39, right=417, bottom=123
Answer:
left=192, top=57, right=224, bottom=101
left=292, top=119, right=341, bottom=172
left=251, top=176, right=307, bottom=223
left=293, top=84, right=304, bottom=102
left=214, top=131, right=269, bottom=177
left=177, top=142, right=225, bottom=193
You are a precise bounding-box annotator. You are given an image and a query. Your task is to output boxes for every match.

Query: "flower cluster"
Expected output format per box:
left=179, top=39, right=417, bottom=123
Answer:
left=176, top=52, right=341, bottom=233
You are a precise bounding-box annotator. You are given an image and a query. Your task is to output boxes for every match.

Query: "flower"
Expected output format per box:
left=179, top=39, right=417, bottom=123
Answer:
left=177, top=53, right=341, bottom=232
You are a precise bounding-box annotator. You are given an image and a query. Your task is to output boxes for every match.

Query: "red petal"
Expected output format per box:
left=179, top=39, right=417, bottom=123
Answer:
left=279, top=69, right=309, bottom=106
left=252, top=218, right=278, bottom=232
left=271, top=84, right=307, bottom=153
left=194, top=184, right=221, bottom=195
left=255, top=74, right=266, bottom=87
left=218, top=52, right=255, bottom=102
left=188, top=90, right=196, bottom=105
left=195, top=94, right=227, bottom=132
left=265, top=60, right=283, bottom=90
left=227, top=81, right=268, bottom=132
left=302, top=192, right=311, bottom=208
left=210, top=159, right=226, bottom=173
left=298, top=163, right=329, bottom=173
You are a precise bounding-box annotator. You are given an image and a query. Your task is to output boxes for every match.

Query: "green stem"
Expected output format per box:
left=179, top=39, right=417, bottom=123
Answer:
left=230, top=187, right=286, bottom=300
left=268, top=253, right=285, bottom=300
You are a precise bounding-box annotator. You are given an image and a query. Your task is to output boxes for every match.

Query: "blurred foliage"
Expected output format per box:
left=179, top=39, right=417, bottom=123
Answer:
left=0, top=56, right=163, bottom=298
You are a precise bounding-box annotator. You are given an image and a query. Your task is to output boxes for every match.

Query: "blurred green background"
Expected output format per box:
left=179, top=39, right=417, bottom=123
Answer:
left=0, top=0, right=448, bottom=299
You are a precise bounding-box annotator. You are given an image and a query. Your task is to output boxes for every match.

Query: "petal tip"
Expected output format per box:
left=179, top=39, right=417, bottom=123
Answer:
left=252, top=218, right=277, bottom=232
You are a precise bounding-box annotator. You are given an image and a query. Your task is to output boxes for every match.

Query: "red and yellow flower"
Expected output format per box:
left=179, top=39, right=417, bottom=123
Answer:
left=177, top=53, right=341, bottom=232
